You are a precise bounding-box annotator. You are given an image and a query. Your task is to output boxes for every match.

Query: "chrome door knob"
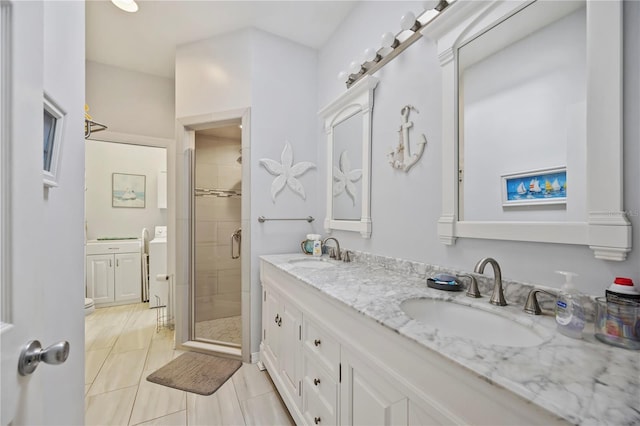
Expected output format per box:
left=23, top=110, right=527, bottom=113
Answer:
left=18, top=340, right=70, bottom=376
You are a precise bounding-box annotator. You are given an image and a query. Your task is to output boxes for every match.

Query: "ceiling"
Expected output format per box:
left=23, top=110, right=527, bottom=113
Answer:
left=86, top=0, right=357, bottom=79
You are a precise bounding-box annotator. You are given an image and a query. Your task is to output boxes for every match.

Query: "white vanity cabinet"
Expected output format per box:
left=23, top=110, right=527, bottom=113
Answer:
left=301, top=319, right=340, bottom=425
left=260, top=260, right=568, bottom=426
left=261, top=284, right=303, bottom=409
left=86, top=240, right=141, bottom=307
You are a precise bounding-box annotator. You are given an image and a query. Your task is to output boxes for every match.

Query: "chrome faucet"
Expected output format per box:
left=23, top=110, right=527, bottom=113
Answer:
left=457, top=274, right=481, bottom=298
left=322, top=237, right=341, bottom=261
left=473, top=258, right=507, bottom=306
left=524, top=288, right=557, bottom=315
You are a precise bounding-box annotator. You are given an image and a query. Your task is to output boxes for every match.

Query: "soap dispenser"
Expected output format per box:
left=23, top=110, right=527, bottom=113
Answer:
left=555, top=271, right=585, bottom=339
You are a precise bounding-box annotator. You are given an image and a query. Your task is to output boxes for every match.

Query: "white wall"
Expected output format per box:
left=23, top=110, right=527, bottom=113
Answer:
left=249, top=29, right=319, bottom=356
left=175, top=29, right=252, bottom=117
left=86, top=61, right=175, bottom=139
left=42, top=1, right=86, bottom=424
left=85, top=141, right=167, bottom=240
left=316, top=1, right=639, bottom=296
left=175, top=28, right=318, bottom=357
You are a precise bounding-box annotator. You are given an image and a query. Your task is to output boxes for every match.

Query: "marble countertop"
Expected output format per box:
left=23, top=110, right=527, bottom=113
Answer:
left=261, top=253, right=640, bottom=425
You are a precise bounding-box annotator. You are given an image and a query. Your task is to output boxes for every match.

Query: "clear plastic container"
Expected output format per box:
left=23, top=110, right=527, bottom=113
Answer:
left=594, top=296, right=640, bottom=350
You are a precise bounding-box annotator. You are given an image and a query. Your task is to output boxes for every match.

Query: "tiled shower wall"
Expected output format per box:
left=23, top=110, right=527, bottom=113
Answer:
left=194, top=135, right=241, bottom=323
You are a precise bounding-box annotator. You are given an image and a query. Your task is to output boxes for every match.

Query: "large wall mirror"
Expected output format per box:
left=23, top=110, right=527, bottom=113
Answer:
left=425, top=0, right=631, bottom=260
left=319, top=75, right=378, bottom=238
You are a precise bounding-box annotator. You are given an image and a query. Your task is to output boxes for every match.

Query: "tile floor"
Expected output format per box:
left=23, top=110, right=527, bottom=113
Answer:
left=195, top=316, right=242, bottom=345
left=85, top=303, right=294, bottom=425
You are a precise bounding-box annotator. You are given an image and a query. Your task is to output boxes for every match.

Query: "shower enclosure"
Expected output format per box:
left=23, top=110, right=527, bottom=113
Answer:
left=192, top=125, right=242, bottom=347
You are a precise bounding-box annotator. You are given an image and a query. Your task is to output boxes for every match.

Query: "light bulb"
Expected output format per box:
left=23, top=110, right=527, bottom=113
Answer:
left=381, top=32, right=398, bottom=49
left=337, top=70, right=348, bottom=82
left=400, top=11, right=418, bottom=31
left=363, top=48, right=380, bottom=63
left=111, top=0, right=138, bottom=12
left=422, top=0, right=439, bottom=10
left=348, top=61, right=362, bottom=75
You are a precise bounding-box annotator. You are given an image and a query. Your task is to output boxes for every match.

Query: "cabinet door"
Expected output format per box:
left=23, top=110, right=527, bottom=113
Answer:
left=86, top=254, right=114, bottom=305
left=279, top=301, right=302, bottom=406
left=263, top=287, right=281, bottom=365
left=341, top=349, right=409, bottom=426
left=114, top=252, right=141, bottom=302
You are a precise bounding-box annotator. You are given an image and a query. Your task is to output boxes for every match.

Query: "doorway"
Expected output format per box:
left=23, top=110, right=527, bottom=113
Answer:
left=85, top=135, right=171, bottom=318
left=193, top=124, right=242, bottom=347
left=176, top=108, right=250, bottom=362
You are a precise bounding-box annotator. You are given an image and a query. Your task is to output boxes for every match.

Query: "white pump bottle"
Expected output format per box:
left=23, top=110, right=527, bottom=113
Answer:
left=555, top=271, right=585, bottom=339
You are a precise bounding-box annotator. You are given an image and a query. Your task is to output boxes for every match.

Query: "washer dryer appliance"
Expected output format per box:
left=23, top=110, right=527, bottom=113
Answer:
left=149, top=226, right=167, bottom=308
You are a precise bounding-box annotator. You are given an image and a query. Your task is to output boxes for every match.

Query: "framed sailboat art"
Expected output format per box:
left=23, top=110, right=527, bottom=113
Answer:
left=501, top=167, right=566, bottom=207
left=112, top=173, right=146, bottom=208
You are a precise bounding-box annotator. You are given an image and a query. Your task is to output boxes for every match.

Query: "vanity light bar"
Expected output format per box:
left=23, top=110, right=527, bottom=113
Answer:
left=344, top=0, right=451, bottom=88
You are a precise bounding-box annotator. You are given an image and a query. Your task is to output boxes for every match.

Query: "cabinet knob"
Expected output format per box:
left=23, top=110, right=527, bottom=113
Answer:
left=313, top=378, right=321, bottom=386
left=314, top=416, right=321, bottom=424
left=314, top=339, right=321, bottom=347
left=277, top=317, right=282, bottom=327
left=274, top=314, right=280, bottom=324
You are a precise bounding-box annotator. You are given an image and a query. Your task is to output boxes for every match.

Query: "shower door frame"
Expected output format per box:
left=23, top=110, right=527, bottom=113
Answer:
left=176, top=108, right=251, bottom=363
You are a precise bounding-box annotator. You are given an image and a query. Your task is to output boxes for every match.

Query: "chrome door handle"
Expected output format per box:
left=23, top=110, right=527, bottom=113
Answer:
left=230, top=228, right=241, bottom=259
left=18, top=340, right=70, bottom=376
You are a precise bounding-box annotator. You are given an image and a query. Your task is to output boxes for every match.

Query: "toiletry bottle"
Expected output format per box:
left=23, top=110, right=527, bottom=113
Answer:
left=555, top=271, right=585, bottom=339
left=312, top=235, right=322, bottom=257
left=606, top=277, right=640, bottom=303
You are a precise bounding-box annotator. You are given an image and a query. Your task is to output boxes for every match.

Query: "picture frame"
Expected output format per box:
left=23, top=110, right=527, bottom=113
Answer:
left=501, top=167, right=566, bottom=207
left=112, top=173, right=146, bottom=208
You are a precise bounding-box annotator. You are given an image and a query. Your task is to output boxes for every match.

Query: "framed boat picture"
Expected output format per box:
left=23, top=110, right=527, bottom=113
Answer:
left=112, top=173, right=146, bottom=208
left=501, top=167, right=566, bottom=207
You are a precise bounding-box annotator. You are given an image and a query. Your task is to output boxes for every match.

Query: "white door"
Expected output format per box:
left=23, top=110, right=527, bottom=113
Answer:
left=1, top=1, right=85, bottom=424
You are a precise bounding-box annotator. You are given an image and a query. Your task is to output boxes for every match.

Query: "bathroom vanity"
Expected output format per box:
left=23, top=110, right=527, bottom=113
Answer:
left=86, top=239, right=141, bottom=307
left=260, top=254, right=639, bottom=425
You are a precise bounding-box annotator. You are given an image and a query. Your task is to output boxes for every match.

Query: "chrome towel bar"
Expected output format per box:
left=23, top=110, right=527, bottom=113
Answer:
left=258, top=216, right=314, bottom=223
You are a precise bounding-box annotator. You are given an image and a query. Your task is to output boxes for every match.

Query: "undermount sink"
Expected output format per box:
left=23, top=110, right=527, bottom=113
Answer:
left=400, top=298, right=549, bottom=348
left=288, top=257, right=336, bottom=269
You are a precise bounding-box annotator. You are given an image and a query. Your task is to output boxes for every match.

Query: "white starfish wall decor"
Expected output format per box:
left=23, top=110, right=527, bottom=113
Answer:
left=333, top=150, right=362, bottom=206
left=259, top=141, right=316, bottom=202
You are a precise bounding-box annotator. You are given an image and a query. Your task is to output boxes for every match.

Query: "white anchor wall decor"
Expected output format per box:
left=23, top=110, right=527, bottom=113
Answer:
left=387, top=105, right=427, bottom=172
left=259, top=141, right=316, bottom=202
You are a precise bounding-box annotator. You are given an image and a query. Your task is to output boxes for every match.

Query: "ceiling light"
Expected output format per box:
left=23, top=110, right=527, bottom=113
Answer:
left=111, top=0, right=138, bottom=13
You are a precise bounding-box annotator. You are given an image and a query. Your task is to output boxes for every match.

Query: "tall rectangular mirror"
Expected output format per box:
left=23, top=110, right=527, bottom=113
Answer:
left=319, top=76, right=378, bottom=238
left=458, top=1, right=586, bottom=223
left=427, top=0, right=631, bottom=260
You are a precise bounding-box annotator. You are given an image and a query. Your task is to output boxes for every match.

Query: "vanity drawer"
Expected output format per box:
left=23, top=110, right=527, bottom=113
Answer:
left=303, top=355, right=338, bottom=426
left=303, top=317, right=340, bottom=379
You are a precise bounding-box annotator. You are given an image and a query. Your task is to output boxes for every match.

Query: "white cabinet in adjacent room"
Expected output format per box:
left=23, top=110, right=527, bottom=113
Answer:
left=86, top=240, right=141, bottom=307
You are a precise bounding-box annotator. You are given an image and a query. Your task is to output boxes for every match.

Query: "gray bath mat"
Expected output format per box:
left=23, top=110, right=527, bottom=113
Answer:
left=147, top=352, right=242, bottom=396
